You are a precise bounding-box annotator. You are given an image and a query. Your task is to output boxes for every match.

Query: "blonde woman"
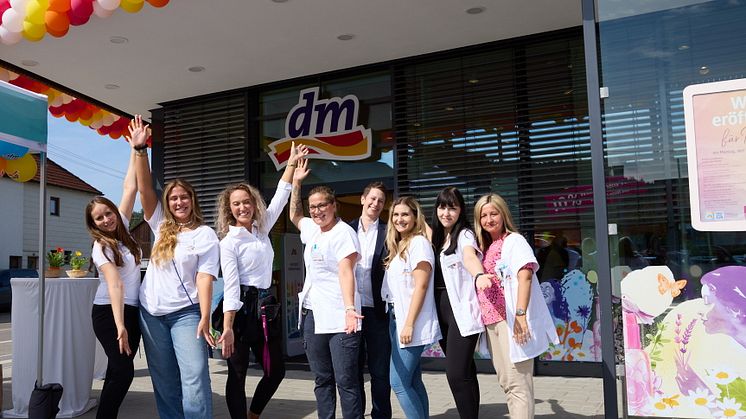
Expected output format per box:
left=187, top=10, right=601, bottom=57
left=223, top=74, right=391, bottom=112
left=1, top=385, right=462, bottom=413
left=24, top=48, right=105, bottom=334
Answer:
left=215, top=143, right=307, bottom=419
left=473, top=193, right=558, bottom=419
left=381, top=196, right=441, bottom=419
left=129, top=115, right=220, bottom=418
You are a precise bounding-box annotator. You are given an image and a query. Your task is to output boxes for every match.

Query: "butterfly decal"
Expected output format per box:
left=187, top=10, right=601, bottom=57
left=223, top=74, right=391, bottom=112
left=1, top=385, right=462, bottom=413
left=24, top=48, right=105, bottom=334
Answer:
left=657, top=273, right=687, bottom=298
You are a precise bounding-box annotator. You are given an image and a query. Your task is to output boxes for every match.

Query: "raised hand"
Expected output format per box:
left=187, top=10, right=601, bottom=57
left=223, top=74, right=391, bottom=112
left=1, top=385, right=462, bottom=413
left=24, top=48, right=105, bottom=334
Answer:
left=293, top=158, right=310, bottom=183
left=125, top=114, right=150, bottom=148
left=288, top=142, right=310, bottom=166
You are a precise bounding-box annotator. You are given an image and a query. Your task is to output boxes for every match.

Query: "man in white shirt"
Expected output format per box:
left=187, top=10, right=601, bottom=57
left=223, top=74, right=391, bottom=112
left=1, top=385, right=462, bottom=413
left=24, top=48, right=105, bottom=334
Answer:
left=349, top=182, right=391, bottom=419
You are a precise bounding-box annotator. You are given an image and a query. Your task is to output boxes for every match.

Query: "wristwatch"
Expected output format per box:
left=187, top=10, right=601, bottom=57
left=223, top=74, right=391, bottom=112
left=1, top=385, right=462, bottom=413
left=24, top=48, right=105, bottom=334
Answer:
left=515, top=308, right=526, bottom=316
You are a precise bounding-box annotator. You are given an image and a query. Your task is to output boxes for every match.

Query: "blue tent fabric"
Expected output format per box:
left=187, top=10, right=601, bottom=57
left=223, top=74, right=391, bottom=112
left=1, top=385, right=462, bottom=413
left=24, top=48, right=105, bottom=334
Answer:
left=0, top=80, right=48, bottom=151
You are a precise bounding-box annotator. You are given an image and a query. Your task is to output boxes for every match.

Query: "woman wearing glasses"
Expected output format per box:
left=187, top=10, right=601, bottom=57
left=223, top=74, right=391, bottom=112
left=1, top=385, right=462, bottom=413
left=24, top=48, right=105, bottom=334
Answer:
left=289, top=158, right=364, bottom=419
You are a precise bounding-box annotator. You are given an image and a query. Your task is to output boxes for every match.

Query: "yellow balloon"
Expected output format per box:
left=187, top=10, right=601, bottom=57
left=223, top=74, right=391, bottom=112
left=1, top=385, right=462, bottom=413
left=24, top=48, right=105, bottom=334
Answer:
left=22, top=21, right=46, bottom=42
left=5, top=153, right=38, bottom=182
left=120, top=0, right=144, bottom=13
left=26, top=0, right=49, bottom=25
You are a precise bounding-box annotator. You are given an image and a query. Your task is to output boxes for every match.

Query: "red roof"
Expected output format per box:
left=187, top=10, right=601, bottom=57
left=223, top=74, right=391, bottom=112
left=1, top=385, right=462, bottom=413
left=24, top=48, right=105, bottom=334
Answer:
left=29, top=154, right=102, bottom=195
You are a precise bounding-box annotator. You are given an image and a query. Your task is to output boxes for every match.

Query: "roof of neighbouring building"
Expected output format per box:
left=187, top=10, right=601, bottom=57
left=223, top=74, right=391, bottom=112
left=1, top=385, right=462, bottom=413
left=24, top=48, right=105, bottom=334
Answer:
left=28, top=154, right=102, bottom=195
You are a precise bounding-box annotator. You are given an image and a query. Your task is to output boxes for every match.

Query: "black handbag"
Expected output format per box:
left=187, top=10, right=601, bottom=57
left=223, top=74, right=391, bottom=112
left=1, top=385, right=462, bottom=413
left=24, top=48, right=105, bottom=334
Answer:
left=211, top=298, right=224, bottom=332
left=28, top=381, right=63, bottom=419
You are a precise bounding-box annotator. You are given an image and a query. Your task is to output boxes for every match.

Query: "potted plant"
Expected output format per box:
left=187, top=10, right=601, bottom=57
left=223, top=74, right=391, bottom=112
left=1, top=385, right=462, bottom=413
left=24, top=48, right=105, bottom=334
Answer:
left=46, top=247, right=65, bottom=278
left=66, top=251, right=88, bottom=278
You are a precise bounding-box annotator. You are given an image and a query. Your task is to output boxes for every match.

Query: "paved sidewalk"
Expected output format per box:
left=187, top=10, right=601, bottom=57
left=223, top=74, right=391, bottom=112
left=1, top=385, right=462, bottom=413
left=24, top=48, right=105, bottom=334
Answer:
left=3, top=353, right=605, bottom=418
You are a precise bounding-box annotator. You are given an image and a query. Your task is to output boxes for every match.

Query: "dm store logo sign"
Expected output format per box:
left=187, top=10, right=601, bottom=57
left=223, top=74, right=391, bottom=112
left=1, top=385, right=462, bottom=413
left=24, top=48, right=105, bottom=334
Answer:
left=267, top=87, right=372, bottom=170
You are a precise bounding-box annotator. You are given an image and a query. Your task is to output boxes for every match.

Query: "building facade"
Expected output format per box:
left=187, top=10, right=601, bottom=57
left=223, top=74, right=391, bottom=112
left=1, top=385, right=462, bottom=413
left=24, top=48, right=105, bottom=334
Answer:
left=148, top=1, right=746, bottom=415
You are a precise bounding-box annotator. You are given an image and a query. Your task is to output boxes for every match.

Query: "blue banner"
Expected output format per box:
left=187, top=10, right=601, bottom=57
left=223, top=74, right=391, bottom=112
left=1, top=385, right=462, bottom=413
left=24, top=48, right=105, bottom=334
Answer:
left=0, top=80, right=48, bottom=152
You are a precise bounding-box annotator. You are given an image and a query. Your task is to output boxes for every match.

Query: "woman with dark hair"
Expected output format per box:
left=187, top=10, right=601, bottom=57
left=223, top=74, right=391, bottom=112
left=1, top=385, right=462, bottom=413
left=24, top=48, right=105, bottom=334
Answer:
left=128, top=115, right=220, bottom=418
left=429, top=187, right=485, bottom=418
left=289, top=158, right=364, bottom=419
left=85, top=144, right=141, bottom=419
left=473, top=193, right=558, bottom=419
left=382, top=196, right=440, bottom=419
left=215, top=142, right=307, bottom=419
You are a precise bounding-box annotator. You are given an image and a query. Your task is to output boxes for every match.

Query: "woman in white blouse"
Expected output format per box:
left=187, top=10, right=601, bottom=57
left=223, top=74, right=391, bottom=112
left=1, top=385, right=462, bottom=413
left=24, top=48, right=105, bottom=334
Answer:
left=129, top=115, right=220, bottom=419
left=215, top=143, right=307, bottom=419
left=85, top=141, right=141, bottom=419
left=382, top=196, right=441, bottom=419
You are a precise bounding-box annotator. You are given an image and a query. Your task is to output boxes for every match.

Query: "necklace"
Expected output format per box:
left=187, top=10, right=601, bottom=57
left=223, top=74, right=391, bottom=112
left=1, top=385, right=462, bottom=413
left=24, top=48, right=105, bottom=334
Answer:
left=176, top=220, right=193, bottom=228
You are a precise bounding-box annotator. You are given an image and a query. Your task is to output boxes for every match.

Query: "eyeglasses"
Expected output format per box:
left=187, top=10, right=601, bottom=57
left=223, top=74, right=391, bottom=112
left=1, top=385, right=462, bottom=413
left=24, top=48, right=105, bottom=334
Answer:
left=309, top=201, right=332, bottom=212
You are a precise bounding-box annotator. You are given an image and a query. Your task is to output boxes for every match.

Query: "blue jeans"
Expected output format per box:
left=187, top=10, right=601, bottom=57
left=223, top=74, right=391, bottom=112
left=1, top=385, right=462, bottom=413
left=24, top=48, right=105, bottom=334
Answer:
left=139, top=304, right=212, bottom=419
left=359, top=306, right=392, bottom=419
left=302, top=309, right=362, bottom=419
left=389, top=311, right=429, bottom=419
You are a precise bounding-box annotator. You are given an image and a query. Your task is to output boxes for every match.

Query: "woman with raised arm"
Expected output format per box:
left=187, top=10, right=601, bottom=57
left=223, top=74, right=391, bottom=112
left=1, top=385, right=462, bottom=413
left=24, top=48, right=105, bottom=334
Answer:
left=381, top=196, right=441, bottom=419
left=86, top=142, right=142, bottom=419
left=128, top=115, right=220, bottom=419
left=473, top=193, right=558, bottom=419
left=288, top=158, right=364, bottom=419
left=429, top=187, right=485, bottom=418
left=215, top=142, right=307, bottom=419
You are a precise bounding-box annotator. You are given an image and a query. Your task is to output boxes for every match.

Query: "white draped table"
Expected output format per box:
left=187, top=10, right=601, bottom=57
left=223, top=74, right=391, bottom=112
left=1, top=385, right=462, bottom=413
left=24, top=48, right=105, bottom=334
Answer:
left=4, top=277, right=103, bottom=418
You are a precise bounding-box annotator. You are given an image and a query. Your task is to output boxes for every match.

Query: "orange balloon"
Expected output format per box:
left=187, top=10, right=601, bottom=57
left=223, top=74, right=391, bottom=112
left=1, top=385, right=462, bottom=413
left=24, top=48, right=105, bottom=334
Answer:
left=49, top=0, right=71, bottom=13
left=146, top=0, right=169, bottom=7
left=47, top=25, right=69, bottom=37
left=45, top=10, right=70, bottom=32
left=0, top=158, right=6, bottom=176
left=4, top=153, right=38, bottom=182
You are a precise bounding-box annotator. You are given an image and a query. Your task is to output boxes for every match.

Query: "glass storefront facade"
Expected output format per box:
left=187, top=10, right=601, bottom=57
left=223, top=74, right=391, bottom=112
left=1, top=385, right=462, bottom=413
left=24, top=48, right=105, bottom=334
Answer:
left=154, top=2, right=745, bottom=412
left=596, top=0, right=746, bottom=416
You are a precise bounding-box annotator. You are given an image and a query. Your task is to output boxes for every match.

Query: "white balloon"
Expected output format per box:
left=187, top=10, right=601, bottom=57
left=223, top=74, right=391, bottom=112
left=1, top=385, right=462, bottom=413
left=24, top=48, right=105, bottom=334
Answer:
left=9, top=0, right=29, bottom=11
left=2, top=8, right=25, bottom=33
left=0, top=68, right=10, bottom=82
left=0, top=26, right=23, bottom=45
left=50, top=94, right=64, bottom=107
left=61, top=94, right=74, bottom=105
left=90, top=119, right=103, bottom=129
left=92, top=1, right=114, bottom=18
left=96, top=0, right=121, bottom=11
left=102, top=113, right=116, bottom=126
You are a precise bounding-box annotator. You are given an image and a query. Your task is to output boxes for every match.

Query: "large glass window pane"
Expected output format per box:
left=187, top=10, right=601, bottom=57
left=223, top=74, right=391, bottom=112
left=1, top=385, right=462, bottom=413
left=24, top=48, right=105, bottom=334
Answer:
left=597, top=1, right=746, bottom=416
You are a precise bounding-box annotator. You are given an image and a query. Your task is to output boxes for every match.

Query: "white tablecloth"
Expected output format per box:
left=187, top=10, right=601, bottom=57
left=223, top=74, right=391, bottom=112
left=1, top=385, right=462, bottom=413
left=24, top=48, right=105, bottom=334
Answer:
left=4, top=277, right=100, bottom=418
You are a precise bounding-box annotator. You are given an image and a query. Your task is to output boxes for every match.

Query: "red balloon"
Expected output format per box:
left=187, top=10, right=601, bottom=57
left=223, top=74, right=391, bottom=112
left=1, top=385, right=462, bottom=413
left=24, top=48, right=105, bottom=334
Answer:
left=69, top=0, right=93, bottom=26
left=0, top=1, right=11, bottom=18
left=49, top=106, right=65, bottom=117
left=146, top=0, right=169, bottom=7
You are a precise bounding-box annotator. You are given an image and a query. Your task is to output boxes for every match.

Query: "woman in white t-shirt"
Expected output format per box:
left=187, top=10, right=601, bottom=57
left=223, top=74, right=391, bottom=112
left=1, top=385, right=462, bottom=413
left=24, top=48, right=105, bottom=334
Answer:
left=288, top=158, right=364, bottom=419
left=85, top=146, right=141, bottom=419
left=215, top=142, right=307, bottom=419
left=128, top=115, right=220, bottom=418
left=429, top=187, right=485, bottom=418
left=381, top=196, right=441, bottom=419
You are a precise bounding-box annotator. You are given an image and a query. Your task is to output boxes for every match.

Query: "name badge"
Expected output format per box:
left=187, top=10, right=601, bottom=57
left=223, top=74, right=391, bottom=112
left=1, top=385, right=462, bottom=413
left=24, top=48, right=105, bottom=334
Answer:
left=311, top=244, right=324, bottom=262
left=442, top=253, right=460, bottom=268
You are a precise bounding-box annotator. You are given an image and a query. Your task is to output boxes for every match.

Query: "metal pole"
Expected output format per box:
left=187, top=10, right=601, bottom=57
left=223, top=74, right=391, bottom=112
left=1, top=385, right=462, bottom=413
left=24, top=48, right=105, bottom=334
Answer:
left=36, top=152, right=47, bottom=386
left=581, top=0, right=619, bottom=417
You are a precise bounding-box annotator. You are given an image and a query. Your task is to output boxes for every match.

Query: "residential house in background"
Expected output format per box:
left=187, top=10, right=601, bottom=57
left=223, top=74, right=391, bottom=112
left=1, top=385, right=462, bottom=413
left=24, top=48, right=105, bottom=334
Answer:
left=0, top=155, right=101, bottom=270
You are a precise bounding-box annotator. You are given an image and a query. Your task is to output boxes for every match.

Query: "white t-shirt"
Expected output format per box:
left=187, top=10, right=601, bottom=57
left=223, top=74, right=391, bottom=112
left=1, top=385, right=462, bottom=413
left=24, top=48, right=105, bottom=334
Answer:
left=438, top=229, right=484, bottom=337
left=220, top=180, right=292, bottom=312
left=298, top=217, right=361, bottom=334
left=92, top=226, right=141, bottom=307
left=139, top=202, right=220, bottom=316
left=382, top=235, right=441, bottom=348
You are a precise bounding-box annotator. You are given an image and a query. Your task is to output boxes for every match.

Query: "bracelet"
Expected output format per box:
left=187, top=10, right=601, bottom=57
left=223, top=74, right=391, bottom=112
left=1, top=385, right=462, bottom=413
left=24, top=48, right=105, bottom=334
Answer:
left=344, top=305, right=356, bottom=312
left=134, top=143, right=148, bottom=151
left=474, top=272, right=485, bottom=281
left=134, top=148, right=148, bottom=157
left=288, top=163, right=296, bottom=167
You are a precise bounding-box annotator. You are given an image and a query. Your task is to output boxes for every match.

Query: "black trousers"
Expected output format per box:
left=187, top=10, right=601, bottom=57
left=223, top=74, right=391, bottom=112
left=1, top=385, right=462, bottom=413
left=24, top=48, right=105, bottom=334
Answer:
left=225, top=288, right=286, bottom=417
left=91, top=304, right=141, bottom=419
left=435, top=289, right=481, bottom=419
